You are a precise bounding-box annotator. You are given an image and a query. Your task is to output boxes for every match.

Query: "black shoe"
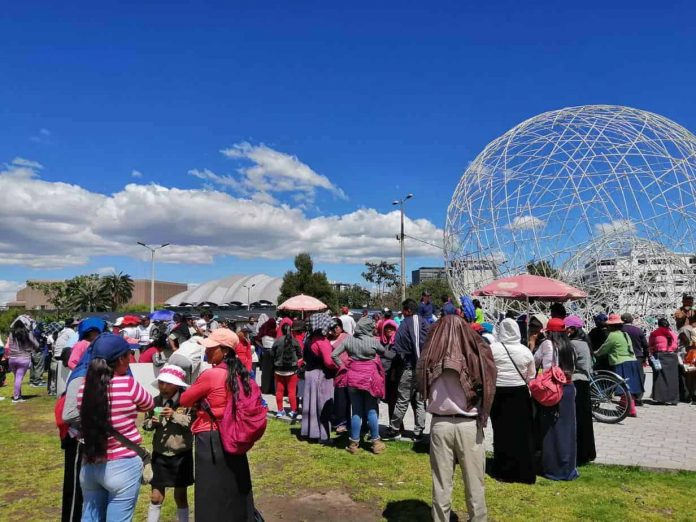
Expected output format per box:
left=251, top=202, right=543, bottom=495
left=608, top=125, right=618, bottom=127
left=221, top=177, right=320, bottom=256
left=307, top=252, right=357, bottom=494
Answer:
left=412, top=432, right=425, bottom=443
left=381, top=427, right=401, bottom=441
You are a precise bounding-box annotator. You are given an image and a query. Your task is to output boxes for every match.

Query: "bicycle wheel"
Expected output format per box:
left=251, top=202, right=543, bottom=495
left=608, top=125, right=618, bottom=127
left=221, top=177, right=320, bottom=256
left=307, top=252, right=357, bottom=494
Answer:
left=590, top=373, right=631, bottom=423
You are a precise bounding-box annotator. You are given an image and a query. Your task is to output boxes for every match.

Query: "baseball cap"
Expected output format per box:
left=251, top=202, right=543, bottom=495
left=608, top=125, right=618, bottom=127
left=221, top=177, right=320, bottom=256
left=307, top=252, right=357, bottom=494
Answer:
left=201, top=328, right=239, bottom=349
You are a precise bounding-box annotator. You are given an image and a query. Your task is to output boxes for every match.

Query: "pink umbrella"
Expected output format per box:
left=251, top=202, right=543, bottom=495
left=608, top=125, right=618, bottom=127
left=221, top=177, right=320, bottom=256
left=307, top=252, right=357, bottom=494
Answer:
left=277, top=294, right=328, bottom=312
left=472, top=274, right=587, bottom=302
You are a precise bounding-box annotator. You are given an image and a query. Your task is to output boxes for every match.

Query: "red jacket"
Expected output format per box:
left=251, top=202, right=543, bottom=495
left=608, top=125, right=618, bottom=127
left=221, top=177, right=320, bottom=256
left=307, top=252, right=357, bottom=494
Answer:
left=180, top=366, right=229, bottom=434
left=336, top=358, right=385, bottom=399
left=235, top=338, right=253, bottom=371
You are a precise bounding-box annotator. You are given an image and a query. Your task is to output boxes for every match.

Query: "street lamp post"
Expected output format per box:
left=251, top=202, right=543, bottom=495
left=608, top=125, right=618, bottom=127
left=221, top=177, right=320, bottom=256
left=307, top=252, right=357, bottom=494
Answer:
left=392, top=193, right=414, bottom=302
left=242, top=283, right=256, bottom=310
left=137, top=242, right=170, bottom=313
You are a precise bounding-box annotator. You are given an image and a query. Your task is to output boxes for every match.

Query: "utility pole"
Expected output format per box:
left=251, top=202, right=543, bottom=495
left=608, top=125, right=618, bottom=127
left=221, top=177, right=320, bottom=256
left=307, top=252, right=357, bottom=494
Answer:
left=137, top=242, right=170, bottom=313
left=392, top=194, right=414, bottom=302
left=243, top=283, right=256, bottom=310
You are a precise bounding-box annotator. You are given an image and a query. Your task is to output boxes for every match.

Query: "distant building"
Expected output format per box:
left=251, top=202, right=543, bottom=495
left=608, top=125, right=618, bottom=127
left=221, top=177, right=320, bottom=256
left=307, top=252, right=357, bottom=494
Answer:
left=166, top=274, right=282, bottom=307
left=412, top=267, right=447, bottom=285
left=8, top=279, right=188, bottom=310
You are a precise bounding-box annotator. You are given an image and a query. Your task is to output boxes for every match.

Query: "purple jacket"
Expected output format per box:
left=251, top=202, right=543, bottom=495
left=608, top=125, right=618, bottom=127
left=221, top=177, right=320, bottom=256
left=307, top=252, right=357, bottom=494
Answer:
left=335, top=358, right=385, bottom=399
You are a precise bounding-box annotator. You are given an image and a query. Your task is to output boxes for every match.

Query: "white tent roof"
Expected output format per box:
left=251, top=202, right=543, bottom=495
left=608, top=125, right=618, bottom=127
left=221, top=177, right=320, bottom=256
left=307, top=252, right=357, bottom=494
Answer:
left=166, top=274, right=282, bottom=306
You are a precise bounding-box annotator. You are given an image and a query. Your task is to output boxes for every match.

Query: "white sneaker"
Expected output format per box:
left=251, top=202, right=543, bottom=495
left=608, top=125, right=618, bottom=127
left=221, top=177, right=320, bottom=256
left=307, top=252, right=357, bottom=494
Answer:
left=12, top=397, right=26, bottom=404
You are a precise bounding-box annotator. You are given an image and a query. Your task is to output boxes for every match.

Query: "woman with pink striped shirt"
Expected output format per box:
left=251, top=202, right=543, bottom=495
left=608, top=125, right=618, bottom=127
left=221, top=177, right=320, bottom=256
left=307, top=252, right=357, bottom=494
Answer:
left=78, top=334, right=154, bottom=521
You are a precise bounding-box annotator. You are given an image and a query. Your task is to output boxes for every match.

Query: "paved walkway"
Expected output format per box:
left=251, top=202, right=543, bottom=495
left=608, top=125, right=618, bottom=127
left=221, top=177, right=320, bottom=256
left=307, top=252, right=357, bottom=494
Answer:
left=262, top=365, right=696, bottom=471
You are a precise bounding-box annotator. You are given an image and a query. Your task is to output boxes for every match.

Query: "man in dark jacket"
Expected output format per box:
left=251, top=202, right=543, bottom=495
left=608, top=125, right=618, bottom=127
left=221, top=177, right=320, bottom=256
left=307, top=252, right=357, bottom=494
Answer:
left=383, top=298, right=429, bottom=441
left=621, top=313, right=648, bottom=404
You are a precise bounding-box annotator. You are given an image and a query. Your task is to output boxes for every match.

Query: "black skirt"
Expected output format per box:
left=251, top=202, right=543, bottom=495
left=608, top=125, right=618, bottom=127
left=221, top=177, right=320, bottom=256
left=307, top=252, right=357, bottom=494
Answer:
left=151, top=451, right=194, bottom=489
left=260, top=350, right=275, bottom=394
left=490, top=385, right=536, bottom=484
left=538, top=383, right=579, bottom=481
left=195, top=431, right=255, bottom=522
left=573, top=380, right=596, bottom=465
left=652, top=352, right=680, bottom=404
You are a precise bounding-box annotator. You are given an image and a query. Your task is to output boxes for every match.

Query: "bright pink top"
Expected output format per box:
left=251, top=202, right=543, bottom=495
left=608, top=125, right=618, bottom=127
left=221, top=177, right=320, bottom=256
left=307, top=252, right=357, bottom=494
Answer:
left=68, top=340, right=90, bottom=369
left=77, top=375, right=154, bottom=460
left=235, top=338, right=253, bottom=371
left=649, top=327, right=678, bottom=353
left=309, top=337, right=338, bottom=370
left=138, top=346, right=158, bottom=363
left=180, top=365, right=229, bottom=434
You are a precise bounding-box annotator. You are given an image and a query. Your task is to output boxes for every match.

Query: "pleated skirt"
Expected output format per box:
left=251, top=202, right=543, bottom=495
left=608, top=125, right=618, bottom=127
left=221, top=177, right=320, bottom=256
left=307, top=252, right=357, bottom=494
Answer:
left=301, top=369, right=334, bottom=442
left=652, top=352, right=680, bottom=404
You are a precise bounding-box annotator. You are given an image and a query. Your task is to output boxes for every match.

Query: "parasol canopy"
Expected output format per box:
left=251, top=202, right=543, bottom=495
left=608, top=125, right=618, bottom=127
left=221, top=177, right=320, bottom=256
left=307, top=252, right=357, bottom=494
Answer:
left=472, top=274, right=587, bottom=302
left=149, top=310, right=175, bottom=321
left=277, top=294, right=327, bottom=312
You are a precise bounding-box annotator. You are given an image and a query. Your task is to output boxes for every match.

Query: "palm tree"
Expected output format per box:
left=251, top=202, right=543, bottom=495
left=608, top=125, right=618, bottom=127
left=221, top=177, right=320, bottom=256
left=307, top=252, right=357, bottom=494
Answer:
left=101, top=272, right=135, bottom=311
left=67, top=276, right=109, bottom=312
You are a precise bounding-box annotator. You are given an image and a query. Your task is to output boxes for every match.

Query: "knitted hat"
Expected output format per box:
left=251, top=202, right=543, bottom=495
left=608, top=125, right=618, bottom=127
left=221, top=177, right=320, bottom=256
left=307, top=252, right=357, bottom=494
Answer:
left=546, top=317, right=566, bottom=332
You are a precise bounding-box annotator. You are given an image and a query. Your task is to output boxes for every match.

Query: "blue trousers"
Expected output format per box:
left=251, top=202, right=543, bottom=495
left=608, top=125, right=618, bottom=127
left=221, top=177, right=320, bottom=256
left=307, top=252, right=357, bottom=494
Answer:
left=348, top=387, right=380, bottom=441
left=80, top=456, right=142, bottom=521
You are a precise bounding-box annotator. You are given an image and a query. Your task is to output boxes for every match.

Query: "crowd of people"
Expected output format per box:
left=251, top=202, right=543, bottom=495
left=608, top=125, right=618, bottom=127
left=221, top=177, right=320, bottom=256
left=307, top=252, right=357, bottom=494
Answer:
left=1, top=289, right=695, bottom=522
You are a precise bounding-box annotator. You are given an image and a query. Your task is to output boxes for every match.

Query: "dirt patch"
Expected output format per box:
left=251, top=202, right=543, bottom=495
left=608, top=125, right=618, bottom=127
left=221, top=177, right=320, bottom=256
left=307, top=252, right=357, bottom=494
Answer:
left=1, top=488, right=35, bottom=504
left=257, top=490, right=380, bottom=521
left=17, top=403, right=56, bottom=435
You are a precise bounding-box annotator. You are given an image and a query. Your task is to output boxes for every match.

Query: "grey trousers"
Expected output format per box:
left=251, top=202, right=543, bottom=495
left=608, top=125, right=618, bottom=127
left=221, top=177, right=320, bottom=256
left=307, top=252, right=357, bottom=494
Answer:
left=30, top=350, right=45, bottom=384
left=429, top=416, right=487, bottom=522
left=389, top=368, right=426, bottom=434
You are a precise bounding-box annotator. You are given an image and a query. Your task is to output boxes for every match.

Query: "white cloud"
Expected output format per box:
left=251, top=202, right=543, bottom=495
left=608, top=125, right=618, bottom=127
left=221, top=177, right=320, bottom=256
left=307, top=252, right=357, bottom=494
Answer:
left=0, top=160, right=442, bottom=269
left=506, top=215, right=545, bottom=231
left=95, top=266, right=117, bottom=275
left=11, top=158, right=43, bottom=170
left=30, top=128, right=51, bottom=143
left=0, top=280, right=24, bottom=306
left=595, top=219, right=636, bottom=236
left=131, top=170, right=143, bottom=178
left=191, top=142, right=347, bottom=204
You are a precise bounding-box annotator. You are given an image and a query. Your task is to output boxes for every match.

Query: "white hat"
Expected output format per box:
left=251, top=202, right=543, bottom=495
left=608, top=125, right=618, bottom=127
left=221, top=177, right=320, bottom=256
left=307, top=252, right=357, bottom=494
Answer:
left=195, top=318, right=207, bottom=330
left=153, top=364, right=188, bottom=388
left=114, top=317, right=124, bottom=327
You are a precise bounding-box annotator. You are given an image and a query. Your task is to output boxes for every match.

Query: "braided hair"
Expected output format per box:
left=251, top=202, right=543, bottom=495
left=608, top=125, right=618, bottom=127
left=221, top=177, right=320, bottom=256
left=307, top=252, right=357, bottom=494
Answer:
left=223, top=347, right=251, bottom=401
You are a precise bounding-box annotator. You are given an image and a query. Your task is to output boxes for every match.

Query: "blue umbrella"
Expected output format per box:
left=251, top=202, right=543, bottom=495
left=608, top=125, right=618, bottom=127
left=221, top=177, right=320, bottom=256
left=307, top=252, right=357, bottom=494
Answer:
left=150, top=310, right=175, bottom=321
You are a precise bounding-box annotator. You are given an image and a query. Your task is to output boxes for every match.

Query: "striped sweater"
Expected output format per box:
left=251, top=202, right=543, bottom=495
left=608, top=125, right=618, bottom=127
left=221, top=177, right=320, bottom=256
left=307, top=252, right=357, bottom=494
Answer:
left=78, top=375, right=154, bottom=460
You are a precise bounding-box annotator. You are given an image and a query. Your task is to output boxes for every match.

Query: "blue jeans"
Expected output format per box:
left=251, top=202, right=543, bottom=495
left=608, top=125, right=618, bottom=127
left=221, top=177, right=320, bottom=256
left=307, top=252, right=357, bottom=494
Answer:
left=348, top=387, right=380, bottom=441
left=80, top=456, right=143, bottom=521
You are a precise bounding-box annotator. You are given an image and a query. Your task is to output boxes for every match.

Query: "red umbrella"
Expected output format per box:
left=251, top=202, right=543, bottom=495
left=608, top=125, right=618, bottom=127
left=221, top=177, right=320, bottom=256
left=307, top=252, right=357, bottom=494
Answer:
left=472, top=274, right=587, bottom=302
left=277, top=294, right=327, bottom=312
left=121, top=314, right=142, bottom=327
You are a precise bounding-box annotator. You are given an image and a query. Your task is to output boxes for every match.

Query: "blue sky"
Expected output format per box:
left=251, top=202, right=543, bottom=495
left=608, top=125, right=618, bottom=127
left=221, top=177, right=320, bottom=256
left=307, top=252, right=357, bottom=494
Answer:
left=1, top=1, right=695, bottom=301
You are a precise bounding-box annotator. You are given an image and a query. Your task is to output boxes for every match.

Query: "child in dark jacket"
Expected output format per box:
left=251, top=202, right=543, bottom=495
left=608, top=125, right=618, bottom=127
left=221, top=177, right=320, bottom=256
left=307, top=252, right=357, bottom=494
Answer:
left=143, top=365, right=195, bottom=522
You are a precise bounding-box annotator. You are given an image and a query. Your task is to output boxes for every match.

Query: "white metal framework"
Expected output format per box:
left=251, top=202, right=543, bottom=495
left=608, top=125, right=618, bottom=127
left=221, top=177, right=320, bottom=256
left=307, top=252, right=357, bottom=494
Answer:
left=445, top=105, right=696, bottom=318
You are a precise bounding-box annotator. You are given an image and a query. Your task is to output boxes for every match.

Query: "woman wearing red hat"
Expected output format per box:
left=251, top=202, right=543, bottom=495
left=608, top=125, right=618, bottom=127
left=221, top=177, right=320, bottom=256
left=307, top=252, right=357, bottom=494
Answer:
left=533, top=317, right=579, bottom=481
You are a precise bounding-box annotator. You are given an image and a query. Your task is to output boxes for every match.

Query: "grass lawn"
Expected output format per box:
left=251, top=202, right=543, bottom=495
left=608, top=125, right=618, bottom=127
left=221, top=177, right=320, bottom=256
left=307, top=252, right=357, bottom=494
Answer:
left=0, top=378, right=694, bottom=521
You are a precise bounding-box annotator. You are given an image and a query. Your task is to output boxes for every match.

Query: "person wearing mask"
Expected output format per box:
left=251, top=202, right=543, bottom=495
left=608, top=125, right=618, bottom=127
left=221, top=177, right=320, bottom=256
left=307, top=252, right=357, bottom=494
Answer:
left=338, top=306, right=356, bottom=336
left=331, top=317, right=386, bottom=454
left=5, top=315, right=39, bottom=403
left=649, top=318, right=680, bottom=405
left=416, top=314, right=497, bottom=522
left=301, top=314, right=338, bottom=444
left=621, top=313, right=649, bottom=405
left=77, top=334, right=154, bottom=521
left=418, top=291, right=435, bottom=323
left=595, top=315, right=642, bottom=417
left=59, top=318, right=107, bottom=522
left=488, top=318, right=536, bottom=484
left=533, top=318, right=579, bottom=481
left=327, top=318, right=351, bottom=432
left=179, top=329, right=257, bottom=521
left=271, top=322, right=303, bottom=419
left=565, top=316, right=596, bottom=465
left=383, top=299, right=429, bottom=442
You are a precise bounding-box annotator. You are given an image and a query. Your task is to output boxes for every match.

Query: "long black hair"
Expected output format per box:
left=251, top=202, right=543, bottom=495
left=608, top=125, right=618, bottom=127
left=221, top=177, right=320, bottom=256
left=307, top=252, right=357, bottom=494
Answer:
left=281, top=323, right=293, bottom=350
left=547, top=331, right=576, bottom=375
left=80, top=357, right=120, bottom=463
left=10, top=320, right=31, bottom=347
left=223, top=348, right=251, bottom=401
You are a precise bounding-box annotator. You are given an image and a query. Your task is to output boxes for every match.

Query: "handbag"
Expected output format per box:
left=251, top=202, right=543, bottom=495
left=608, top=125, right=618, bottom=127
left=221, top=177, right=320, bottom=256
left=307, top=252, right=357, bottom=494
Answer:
left=108, top=426, right=153, bottom=484
left=649, top=354, right=662, bottom=371
left=528, top=344, right=566, bottom=407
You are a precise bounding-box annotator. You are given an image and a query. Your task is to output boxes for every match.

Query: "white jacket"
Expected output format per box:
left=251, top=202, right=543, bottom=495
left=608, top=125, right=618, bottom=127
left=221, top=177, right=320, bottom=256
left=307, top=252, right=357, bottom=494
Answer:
left=489, top=319, right=536, bottom=387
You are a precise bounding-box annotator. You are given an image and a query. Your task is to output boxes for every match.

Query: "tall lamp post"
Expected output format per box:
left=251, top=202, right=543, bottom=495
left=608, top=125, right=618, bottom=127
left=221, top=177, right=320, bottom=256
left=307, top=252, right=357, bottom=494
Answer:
left=137, top=242, right=170, bottom=313
left=243, top=283, right=256, bottom=310
left=392, top=193, right=414, bottom=302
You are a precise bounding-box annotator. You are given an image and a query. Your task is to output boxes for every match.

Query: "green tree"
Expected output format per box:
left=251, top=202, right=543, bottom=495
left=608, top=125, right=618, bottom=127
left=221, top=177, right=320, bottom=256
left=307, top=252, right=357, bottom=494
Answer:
left=65, top=275, right=109, bottom=312
left=101, top=271, right=134, bottom=310
left=279, top=253, right=336, bottom=308
left=336, top=284, right=372, bottom=309
left=526, top=260, right=559, bottom=279
left=361, top=261, right=399, bottom=305
left=406, top=278, right=456, bottom=307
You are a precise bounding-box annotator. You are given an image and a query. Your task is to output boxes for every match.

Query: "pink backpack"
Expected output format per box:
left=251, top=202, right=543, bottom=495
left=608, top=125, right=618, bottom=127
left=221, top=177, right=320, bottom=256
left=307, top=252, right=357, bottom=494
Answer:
left=529, top=365, right=567, bottom=407
left=205, top=376, right=268, bottom=455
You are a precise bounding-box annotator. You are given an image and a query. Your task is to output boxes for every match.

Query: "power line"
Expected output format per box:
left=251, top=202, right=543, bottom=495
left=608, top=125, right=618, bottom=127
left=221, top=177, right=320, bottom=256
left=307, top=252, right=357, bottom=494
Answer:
left=403, top=234, right=445, bottom=251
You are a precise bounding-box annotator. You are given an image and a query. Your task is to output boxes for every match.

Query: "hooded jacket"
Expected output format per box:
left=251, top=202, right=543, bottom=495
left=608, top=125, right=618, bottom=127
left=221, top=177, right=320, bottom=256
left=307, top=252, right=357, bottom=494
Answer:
left=332, top=318, right=385, bottom=398
left=416, top=315, right=497, bottom=427
left=489, top=319, right=535, bottom=387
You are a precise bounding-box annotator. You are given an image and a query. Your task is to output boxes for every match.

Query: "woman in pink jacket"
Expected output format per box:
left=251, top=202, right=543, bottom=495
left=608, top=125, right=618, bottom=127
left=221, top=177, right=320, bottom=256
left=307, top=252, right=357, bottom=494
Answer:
left=648, top=318, right=680, bottom=405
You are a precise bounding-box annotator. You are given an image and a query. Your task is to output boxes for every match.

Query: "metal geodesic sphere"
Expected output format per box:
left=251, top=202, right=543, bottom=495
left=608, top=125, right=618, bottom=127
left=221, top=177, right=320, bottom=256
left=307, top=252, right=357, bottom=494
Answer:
left=444, top=105, right=696, bottom=318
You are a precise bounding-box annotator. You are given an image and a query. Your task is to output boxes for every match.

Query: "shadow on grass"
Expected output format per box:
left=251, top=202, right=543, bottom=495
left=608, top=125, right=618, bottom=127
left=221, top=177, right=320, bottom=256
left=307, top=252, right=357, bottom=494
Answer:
left=383, top=499, right=450, bottom=521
